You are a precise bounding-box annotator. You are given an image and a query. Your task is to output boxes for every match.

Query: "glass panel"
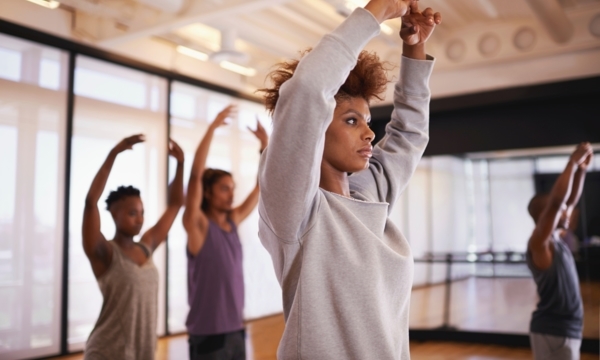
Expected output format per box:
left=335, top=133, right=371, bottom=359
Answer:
left=488, top=159, right=535, bottom=252
left=536, top=155, right=569, bottom=174
left=67, top=55, right=168, bottom=351
left=0, top=33, right=67, bottom=360
left=167, top=82, right=281, bottom=333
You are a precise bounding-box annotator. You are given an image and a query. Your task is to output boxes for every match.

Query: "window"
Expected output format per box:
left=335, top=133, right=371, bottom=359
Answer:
left=0, top=33, right=68, bottom=360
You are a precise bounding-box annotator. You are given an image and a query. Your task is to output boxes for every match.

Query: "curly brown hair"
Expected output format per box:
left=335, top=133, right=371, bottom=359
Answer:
left=258, top=50, right=391, bottom=115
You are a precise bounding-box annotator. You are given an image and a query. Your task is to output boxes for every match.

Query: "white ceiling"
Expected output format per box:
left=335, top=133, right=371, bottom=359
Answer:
left=3, top=0, right=600, bottom=102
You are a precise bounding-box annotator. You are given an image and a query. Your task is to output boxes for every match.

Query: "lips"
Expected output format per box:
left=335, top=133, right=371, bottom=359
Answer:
left=358, top=146, right=373, bottom=158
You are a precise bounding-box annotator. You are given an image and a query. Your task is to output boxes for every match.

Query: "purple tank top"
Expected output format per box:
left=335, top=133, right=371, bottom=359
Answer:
left=186, top=219, right=244, bottom=335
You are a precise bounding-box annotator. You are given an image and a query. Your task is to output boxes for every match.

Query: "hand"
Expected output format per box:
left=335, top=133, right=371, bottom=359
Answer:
left=365, top=0, right=414, bottom=23
left=113, top=134, right=145, bottom=154
left=210, top=105, right=237, bottom=129
left=168, top=139, right=184, bottom=163
left=570, top=142, right=592, bottom=166
left=248, top=117, right=269, bottom=150
left=400, top=3, right=442, bottom=46
left=579, top=151, right=593, bottom=171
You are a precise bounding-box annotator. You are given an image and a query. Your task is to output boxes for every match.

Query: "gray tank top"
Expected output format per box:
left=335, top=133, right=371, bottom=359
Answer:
left=526, top=235, right=583, bottom=339
left=84, top=241, right=159, bottom=360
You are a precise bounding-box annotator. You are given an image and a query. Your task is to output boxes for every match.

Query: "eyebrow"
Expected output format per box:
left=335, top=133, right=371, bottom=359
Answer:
left=343, top=109, right=371, bottom=122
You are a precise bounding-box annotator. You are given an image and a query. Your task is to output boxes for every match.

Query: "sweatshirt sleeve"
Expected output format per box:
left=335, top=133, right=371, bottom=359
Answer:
left=349, top=55, right=434, bottom=213
left=258, top=8, right=381, bottom=242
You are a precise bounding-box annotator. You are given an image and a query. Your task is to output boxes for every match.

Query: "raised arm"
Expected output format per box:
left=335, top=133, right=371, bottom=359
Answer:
left=82, top=134, right=144, bottom=277
left=231, top=119, right=268, bottom=225
left=529, top=142, right=593, bottom=270
left=349, top=4, right=441, bottom=211
left=183, top=105, right=234, bottom=255
left=259, top=3, right=407, bottom=241
left=566, top=151, right=593, bottom=210
left=141, top=140, right=185, bottom=251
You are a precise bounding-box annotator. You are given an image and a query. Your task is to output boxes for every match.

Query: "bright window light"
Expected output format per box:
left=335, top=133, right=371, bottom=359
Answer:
left=27, top=0, right=60, bottom=9
left=220, top=61, right=257, bottom=77
left=344, top=0, right=368, bottom=11
left=176, top=45, right=209, bottom=61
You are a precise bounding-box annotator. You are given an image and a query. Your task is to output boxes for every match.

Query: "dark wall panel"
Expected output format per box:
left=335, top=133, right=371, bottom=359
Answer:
left=370, top=77, right=600, bottom=156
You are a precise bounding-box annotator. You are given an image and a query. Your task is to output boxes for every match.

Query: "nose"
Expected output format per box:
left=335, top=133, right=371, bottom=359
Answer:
left=363, top=123, right=375, bottom=143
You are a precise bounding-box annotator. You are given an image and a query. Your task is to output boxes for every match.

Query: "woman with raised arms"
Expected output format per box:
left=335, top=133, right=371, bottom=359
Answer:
left=257, top=0, right=441, bottom=358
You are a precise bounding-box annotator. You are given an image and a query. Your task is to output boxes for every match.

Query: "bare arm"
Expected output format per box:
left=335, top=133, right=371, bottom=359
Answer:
left=231, top=119, right=268, bottom=225
left=83, top=134, right=144, bottom=278
left=183, top=106, right=235, bottom=255
left=141, top=140, right=185, bottom=251
left=529, top=142, right=592, bottom=270
left=566, top=152, right=593, bottom=209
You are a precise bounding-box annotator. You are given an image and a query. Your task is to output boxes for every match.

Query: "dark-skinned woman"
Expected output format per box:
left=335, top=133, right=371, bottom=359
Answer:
left=82, top=135, right=184, bottom=360
left=257, top=0, right=441, bottom=358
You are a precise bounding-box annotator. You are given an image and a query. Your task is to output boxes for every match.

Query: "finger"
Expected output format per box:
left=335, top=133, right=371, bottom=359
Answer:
left=221, top=105, right=237, bottom=115
left=400, top=25, right=418, bottom=38
left=128, top=134, right=145, bottom=144
left=434, top=12, right=442, bottom=24
left=409, top=0, right=419, bottom=14
left=422, top=7, right=434, bottom=18
left=169, top=139, right=181, bottom=152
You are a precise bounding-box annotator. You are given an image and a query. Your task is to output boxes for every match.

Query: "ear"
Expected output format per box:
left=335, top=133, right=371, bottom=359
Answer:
left=109, top=206, right=118, bottom=220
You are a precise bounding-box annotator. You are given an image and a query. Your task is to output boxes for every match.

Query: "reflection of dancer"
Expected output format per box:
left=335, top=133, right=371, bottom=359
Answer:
left=82, top=135, right=184, bottom=360
left=527, top=142, right=593, bottom=360
left=182, top=106, right=268, bottom=360
left=257, top=1, right=440, bottom=358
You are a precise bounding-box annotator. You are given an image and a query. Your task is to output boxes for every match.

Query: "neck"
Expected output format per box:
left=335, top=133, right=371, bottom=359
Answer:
left=205, top=207, right=229, bottom=225
left=113, top=232, right=136, bottom=246
left=319, top=161, right=350, bottom=197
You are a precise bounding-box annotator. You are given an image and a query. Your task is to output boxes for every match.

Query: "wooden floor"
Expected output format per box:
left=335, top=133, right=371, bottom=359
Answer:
left=410, top=277, right=600, bottom=338
left=50, top=313, right=598, bottom=360
left=51, top=278, right=599, bottom=360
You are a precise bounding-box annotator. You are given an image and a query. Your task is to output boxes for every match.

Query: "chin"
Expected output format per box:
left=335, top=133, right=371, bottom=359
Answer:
left=350, top=161, right=369, bottom=173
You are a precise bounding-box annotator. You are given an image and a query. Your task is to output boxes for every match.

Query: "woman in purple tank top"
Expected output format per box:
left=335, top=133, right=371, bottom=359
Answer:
left=182, top=105, right=268, bottom=360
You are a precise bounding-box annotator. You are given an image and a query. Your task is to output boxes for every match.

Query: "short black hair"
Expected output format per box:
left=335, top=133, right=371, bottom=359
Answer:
left=105, top=185, right=141, bottom=210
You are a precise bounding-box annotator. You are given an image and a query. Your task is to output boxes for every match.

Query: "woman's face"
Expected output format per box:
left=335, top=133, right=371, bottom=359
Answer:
left=206, top=175, right=235, bottom=212
left=323, top=96, right=375, bottom=174
left=111, top=196, right=144, bottom=236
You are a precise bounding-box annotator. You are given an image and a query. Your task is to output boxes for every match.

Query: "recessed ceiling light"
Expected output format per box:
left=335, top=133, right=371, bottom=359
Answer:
left=27, top=0, right=60, bottom=9
left=176, top=46, right=209, bottom=61
left=220, top=61, right=257, bottom=77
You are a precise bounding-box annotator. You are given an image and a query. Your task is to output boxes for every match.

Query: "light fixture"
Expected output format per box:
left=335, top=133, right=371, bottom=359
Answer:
left=380, top=23, right=394, bottom=35
left=27, top=0, right=60, bottom=9
left=220, top=61, right=257, bottom=77
left=176, top=45, right=209, bottom=61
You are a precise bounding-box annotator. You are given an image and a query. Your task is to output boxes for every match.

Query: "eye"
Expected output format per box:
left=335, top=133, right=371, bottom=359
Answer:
left=346, top=118, right=357, bottom=125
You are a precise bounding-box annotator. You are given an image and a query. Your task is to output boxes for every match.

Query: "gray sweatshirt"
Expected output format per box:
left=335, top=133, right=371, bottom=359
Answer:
left=258, top=7, right=434, bottom=360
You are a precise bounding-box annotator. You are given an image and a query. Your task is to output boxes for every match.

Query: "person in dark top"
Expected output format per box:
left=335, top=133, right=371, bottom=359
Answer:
left=182, top=105, right=268, bottom=360
left=526, top=142, right=593, bottom=360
